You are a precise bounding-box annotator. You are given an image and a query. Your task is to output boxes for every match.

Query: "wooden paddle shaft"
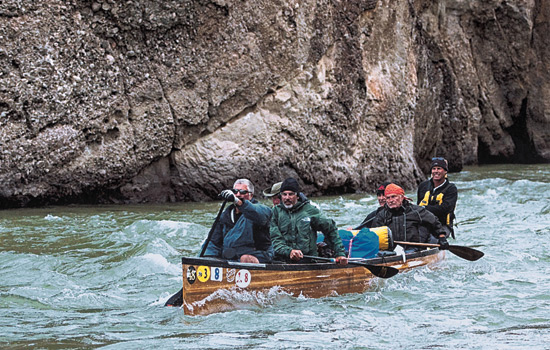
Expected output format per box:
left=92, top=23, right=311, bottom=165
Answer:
left=394, top=240, right=484, bottom=261
left=394, top=241, right=440, bottom=247
left=303, top=255, right=337, bottom=262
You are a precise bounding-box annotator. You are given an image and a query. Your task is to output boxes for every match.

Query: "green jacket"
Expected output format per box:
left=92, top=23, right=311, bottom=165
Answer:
left=270, top=199, right=346, bottom=260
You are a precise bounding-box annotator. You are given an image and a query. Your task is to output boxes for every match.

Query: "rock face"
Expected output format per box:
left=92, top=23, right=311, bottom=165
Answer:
left=0, top=0, right=548, bottom=208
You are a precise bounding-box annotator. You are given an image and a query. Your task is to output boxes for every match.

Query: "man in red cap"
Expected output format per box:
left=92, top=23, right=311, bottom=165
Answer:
left=370, top=183, right=449, bottom=250
left=417, top=157, right=458, bottom=239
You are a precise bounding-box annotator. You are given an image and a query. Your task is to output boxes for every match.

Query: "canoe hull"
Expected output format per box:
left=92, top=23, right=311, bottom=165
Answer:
left=181, top=248, right=444, bottom=315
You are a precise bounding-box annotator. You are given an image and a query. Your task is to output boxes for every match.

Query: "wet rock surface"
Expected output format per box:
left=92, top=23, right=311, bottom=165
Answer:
left=1, top=0, right=548, bottom=207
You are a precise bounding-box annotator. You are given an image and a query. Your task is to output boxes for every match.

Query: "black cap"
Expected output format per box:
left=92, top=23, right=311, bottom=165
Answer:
left=431, top=157, right=448, bottom=171
left=280, top=178, right=300, bottom=193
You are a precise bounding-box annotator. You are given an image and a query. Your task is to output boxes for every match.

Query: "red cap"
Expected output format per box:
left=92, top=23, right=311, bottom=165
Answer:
left=384, top=184, right=405, bottom=196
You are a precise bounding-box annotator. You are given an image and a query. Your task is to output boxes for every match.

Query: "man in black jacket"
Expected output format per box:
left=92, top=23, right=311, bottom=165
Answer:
left=371, top=184, right=449, bottom=251
left=417, top=157, right=458, bottom=238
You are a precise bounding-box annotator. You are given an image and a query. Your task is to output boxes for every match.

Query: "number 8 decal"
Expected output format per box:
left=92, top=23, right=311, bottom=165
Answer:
left=236, top=269, right=251, bottom=288
left=211, top=267, right=223, bottom=282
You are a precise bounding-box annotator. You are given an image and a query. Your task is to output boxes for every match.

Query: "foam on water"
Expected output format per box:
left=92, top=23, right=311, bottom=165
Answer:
left=44, top=214, right=63, bottom=221
left=138, top=253, right=181, bottom=275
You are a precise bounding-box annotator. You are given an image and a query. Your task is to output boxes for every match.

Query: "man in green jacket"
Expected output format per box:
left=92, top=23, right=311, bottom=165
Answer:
left=270, top=178, right=348, bottom=264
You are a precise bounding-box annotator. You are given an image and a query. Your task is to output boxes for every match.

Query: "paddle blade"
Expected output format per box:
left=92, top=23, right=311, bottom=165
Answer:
left=393, top=241, right=485, bottom=262
left=355, top=263, right=399, bottom=278
left=449, top=245, right=484, bottom=261
left=165, top=288, right=183, bottom=307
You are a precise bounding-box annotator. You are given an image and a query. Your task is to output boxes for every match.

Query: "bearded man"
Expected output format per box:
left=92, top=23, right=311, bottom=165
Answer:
left=269, top=178, right=348, bottom=264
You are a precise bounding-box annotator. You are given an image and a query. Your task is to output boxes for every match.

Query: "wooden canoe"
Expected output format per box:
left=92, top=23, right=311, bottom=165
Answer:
left=180, top=248, right=445, bottom=315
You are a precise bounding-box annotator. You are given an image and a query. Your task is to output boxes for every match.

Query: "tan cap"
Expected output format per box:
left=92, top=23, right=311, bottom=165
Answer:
left=262, top=182, right=282, bottom=197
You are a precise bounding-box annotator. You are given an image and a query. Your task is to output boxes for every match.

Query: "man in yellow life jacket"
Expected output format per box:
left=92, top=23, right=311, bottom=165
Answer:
left=417, top=157, right=458, bottom=239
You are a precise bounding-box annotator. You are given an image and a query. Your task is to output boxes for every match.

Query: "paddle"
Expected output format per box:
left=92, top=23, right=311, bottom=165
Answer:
left=303, top=255, right=399, bottom=279
left=165, top=199, right=229, bottom=307
left=393, top=241, right=484, bottom=261
left=199, top=199, right=229, bottom=257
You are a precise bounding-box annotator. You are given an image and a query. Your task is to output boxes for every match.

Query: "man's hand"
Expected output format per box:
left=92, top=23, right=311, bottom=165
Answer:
left=335, top=256, right=348, bottom=265
left=438, top=235, right=450, bottom=250
left=220, top=189, right=240, bottom=205
left=289, top=249, right=303, bottom=261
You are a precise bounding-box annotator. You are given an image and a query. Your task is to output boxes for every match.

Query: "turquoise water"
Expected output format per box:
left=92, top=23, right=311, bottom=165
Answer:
left=1, top=164, right=549, bottom=349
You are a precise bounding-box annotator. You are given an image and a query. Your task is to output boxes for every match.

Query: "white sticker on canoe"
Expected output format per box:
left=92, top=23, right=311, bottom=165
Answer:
left=235, top=269, right=251, bottom=288
left=226, top=268, right=236, bottom=283
left=211, top=267, right=223, bottom=282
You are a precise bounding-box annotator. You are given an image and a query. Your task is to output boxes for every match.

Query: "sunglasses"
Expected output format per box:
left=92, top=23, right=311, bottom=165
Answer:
left=432, top=157, right=445, bottom=161
left=232, top=189, right=251, bottom=195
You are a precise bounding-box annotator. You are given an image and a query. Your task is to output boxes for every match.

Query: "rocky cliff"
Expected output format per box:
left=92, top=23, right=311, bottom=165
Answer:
left=1, top=0, right=548, bottom=208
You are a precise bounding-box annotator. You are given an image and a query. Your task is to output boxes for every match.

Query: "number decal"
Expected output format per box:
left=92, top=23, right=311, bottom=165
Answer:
left=211, top=267, right=223, bottom=282
left=186, top=266, right=196, bottom=285
left=235, top=269, right=251, bottom=288
left=197, top=265, right=210, bottom=282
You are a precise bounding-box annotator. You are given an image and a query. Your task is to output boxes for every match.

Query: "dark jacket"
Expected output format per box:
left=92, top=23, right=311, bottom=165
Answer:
left=371, top=200, right=446, bottom=248
left=417, top=178, right=457, bottom=233
left=354, top=206, right=384, bottom=230
left=270, top=198, right=346, bottom=260
left=203, top=199, right=273, bottom=262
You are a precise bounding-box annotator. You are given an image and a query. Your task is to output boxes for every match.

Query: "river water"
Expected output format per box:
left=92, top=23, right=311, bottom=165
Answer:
left=1, top=164, right=549, bottom=349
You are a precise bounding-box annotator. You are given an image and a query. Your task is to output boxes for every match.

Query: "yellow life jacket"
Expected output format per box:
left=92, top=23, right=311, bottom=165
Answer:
left=419, top=190, right=451, bottom=225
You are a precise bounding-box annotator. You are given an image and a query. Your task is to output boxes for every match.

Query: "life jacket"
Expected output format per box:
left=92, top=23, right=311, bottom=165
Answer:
left=419, top=181, right=455, bottom=226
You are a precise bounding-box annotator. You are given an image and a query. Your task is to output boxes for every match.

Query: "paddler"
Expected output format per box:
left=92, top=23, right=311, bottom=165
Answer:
left=417, top=157, right=458, bottom=239
left=270, top=177, right=348, bottom=264
left=202, top=179, right=274, bottom=263
left=370, top=183, right=449, bottom=250
left=262, top=181, right=282, bottom=206
left=263, top=181, right=319, bottom=208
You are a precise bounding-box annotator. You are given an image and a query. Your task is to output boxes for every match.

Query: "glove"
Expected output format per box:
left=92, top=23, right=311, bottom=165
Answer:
left=438, top=236, right=450, bottom=250
left=220, top=189, right=238, bottom=204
